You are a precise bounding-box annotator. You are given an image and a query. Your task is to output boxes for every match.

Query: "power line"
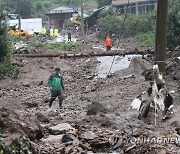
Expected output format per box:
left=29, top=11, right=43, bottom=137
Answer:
left=107, top=1, right=130, bottom=76
left=90, top=1, right=130, bottom=101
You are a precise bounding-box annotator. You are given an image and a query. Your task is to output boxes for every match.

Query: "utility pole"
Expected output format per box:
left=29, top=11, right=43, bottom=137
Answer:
left=80, top=0, right=84, bottom=37
left=17, top=0, right=21, bottom=30
left=155, top=0, right=168, bottom=73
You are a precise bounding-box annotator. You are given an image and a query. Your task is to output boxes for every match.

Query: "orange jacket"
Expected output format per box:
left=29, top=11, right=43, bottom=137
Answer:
left=105, top=36, right=112, bottom=47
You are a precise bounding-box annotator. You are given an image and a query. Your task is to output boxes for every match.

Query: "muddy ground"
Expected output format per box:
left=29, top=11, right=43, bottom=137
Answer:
left=0, top=35, right=180, bottom=154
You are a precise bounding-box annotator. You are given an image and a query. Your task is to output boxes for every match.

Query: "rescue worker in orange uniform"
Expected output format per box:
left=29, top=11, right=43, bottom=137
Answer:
left=104, top=35, right=113, bottom=51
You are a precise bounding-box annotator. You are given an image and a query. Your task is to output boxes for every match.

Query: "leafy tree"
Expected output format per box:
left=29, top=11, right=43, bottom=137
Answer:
left=98, top=8, right=156, bottom=37
left=96, top=0, right=112, bottom=8
left=167, top=0, right=180, bottom=50
left=2, top=0, right=33, bottom=18
left=20, top=0, right=33, bottom=18
left=98, top=8, right=122, bottom=35
left=0, top=11, right=9, bottom=62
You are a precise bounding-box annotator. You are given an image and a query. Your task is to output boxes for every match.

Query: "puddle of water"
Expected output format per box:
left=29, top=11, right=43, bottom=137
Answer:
left=96, top=55, right=141, bottom=78
left=131, top=98, right=142, bottom=110
left=92, top=45, right=124, bottom=51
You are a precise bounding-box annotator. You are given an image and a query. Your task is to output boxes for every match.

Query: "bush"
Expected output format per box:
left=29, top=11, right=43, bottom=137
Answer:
left=0, top=136, right=32, bottom=154
left=136, top=31, right=155, bottom=47
left=123, top=12, right=156, bottom=37
left=0, top=12, right=9, bottom=62
left=97, top=8, right=122, bottom=36
left=167, top=0, right=180, bottom=50
left=0, top=57, right=19, bottom=79
left=98, top=9, right=156, bottom=37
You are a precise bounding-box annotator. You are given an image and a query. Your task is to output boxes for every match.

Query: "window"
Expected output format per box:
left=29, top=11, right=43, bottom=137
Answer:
left=146, top=2, right=155, bottom=12
left=138, top=5, right=145, bottom=13
left=130, top=4, right=136, bottom=15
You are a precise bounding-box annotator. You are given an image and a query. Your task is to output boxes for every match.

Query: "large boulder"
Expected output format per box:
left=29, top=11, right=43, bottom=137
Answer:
left=0, top=107, right=44, bottom=141
left=49, top=123, right=75, bottom=135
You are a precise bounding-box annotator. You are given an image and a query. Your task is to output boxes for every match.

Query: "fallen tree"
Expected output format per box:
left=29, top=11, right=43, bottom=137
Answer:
left=17, top=49, right=154, bottom=58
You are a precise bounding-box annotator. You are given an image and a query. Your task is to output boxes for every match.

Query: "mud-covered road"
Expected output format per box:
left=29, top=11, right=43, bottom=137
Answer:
left=0, top=38, right=180, bottom=153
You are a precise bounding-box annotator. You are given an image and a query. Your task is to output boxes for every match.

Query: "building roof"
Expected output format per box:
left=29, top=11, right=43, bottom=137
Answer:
left=47, top=6, right=78, bottom=15
left=112, top=0, right=157, bottom=6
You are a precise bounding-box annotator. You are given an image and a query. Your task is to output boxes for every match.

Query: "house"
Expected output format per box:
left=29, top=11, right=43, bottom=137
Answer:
left=46, top=6, right=78, bottom=29
left=112, top=0, right=157, bottom=15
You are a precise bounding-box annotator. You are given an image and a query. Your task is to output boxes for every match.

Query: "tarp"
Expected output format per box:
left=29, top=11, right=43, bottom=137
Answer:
left=70, top=17, right=81, bottom=25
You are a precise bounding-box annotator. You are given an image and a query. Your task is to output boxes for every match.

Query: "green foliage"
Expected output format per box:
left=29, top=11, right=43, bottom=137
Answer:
left=2, top=0, right=33, bottom=18
left=136, top=31, right=155, bottom=46
left=3, top=0, right=97, bottom=20
left=0, top=137, right=32, bottom=154
left=98, top=8, right=122, bottom=35
left=0, top=126, right=6, bottom=134
left=0, top=12, right=9, bottom=62
left=123, top=12, right=156, bottom=37
left=96, top=0, right=112, bottom=8
left=37, top=41, right=84, bottom=51
left=0, top=9, right=20, bottom=80
left=0, top=56, right=19, bottom=79
left=98, top=9, right=156, bottom=37
left=167, top=0, right=180, bottom=50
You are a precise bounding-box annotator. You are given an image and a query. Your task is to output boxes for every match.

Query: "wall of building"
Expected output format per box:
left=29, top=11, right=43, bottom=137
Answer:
left=48, top=12, right=74, bottom=29
left=115, top=1, right=157, bottom=16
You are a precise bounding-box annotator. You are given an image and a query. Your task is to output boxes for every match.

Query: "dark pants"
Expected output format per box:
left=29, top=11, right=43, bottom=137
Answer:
left=68, top=37, right=71, bottom=41
left=49, top=90, right=63, bottom=108
left=106, top=46, right=111, bottom=51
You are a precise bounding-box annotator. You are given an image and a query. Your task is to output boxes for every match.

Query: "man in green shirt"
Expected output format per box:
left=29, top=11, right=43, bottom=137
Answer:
left=48, top=68, right=64, bottom=108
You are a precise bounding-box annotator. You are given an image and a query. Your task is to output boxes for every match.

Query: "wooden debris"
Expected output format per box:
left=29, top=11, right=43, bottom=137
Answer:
left=17, top=49, right=154, bottom=58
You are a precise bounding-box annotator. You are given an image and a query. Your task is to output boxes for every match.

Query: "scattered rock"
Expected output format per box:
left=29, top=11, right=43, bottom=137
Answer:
left=142, top=69, right=153, bottom=81
left=35, top=112, right=49, bottom=123
left=22, top=82, right=30, bottom=87
left=65, top=146, right=74, bottom=154
left=49, top=123, right=75, bottom=135
left=0, top=107, right=44, bottom=141
left=38, top=81, right=43, bottom=86
left=23, top=102, right=38, bottom=108
left=86, top=75, right=95, bottom=80
left=90, top=141, right=110, bottom=152
left=79, top=143, right=91, bottom=151
left=82, top=131, right=97, bottom=140
left=157, top=149, right=167, bottom=154
left=122, top=125, right=133, bottom=134
left=87, top=102, right=107, bottom=116
left=41, top=134, right=63, bottom=143
left=132, top=128, right=142, bottom=137
left=11, top=59, right=24, bottom=67
left=62, top=134, right=74, bottom=143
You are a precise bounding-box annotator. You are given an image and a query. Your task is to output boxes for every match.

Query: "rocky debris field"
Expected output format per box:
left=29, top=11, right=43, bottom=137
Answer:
left=0, top=38, right=180, bottom=153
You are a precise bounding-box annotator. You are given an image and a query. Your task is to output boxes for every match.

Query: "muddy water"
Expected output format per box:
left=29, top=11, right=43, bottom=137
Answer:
left=93, top=45, right=124, bottom=51
left=96, top=55, right=142, bottom=78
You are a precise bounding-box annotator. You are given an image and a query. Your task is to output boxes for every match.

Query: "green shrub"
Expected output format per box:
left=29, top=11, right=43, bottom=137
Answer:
left=0, top=137, right=32, bottom=154
left=167, top=0, right=180, bottom=50
left=123, top=12, right=156, bottom=37
left=98, top=9, right=156, bottom=37
left=0, top=12, right=10, bottom=62
left=0, top=57, right=19, bottom=79
left=136, top=31, right=155, bottom=47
